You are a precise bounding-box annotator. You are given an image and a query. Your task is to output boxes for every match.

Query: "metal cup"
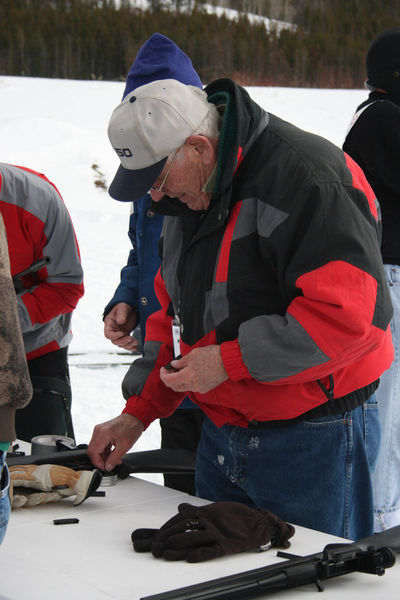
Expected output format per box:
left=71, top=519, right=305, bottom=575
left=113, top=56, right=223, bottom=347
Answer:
left=31, top=435, right=76, bottom=455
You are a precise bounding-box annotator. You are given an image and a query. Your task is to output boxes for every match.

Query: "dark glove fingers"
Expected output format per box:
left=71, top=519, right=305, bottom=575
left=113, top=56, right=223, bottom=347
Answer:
left=162, top=547, right=190, bottom=561
left=256, top=508, right=295, bottom=547
left=131, top=528, right=159, bottom=552
left=131, top=528, right=158, bottom=542
left=151, top=520, right=191, bottom=556
left=155, top=519, right=192, bottom=543
left=156, top=516, right=205, bottom=543
left=272, top=522, right=295, bottom=548
left=151, top=539, right=167, bottom=558
left=133, top=538, right=153, bottom=552
left=164, top=529, right=216, bottom=550
left=157, top=503, right=199, bottom=533
left=152, top=517, right=208, bottom=557
left=158, top=510, right=194, bottom=532
left=185, top=544, right=223, bottom=563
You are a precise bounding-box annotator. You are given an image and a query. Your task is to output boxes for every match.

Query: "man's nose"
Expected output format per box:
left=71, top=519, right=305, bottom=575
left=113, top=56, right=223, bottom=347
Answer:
left=149, top=189, right=165, bottom=202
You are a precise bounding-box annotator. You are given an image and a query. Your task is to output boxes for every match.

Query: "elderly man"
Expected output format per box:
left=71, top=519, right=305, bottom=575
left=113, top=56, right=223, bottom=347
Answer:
left=89, top=77, right=393, bottom=540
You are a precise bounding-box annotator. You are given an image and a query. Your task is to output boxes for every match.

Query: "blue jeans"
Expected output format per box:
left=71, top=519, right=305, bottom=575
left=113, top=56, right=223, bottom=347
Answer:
left=196, top=402, right=380, bottom=541
left=372, top=264, right=400, bottom=531
left=0, top=451, right=11, bottom=545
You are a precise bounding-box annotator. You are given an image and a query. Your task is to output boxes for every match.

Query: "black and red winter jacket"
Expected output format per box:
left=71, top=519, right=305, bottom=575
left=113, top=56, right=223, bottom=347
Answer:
left=121, top=78, right=393, bottom=429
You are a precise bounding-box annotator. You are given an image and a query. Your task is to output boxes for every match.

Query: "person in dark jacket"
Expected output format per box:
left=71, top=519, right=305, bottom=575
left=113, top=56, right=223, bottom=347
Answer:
left=343, top=27, right=400, bottom=531
left=103, top=34, right=204, bottom=494
left=89, top=72, right=393, bottom=540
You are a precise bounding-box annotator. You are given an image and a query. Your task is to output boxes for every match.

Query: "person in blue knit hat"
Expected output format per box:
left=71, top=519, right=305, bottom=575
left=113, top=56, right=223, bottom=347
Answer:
left=103, top=33, right=204, bottom=494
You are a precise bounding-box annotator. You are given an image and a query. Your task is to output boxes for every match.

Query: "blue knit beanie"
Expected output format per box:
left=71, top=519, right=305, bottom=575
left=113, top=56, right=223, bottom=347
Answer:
left=123, top=33, right=202, bottom=99
left=109, top=33, right=202, bottom=202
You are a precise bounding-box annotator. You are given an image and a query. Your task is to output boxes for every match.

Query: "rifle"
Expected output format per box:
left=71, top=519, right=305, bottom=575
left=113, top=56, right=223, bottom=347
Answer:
left=13, top=256, right=50, bottom=293
left=6, top=445, right=196, bottom=479
left=141, top=526, right=400, bottom=600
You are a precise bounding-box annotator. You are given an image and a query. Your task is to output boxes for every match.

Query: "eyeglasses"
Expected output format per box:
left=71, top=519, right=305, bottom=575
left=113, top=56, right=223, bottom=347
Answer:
left=150, top=147, right=181, bottom=193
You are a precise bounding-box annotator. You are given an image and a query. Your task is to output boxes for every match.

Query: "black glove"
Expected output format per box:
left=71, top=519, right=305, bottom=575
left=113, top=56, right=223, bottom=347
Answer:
left=131, top=501, right=295, bottom=562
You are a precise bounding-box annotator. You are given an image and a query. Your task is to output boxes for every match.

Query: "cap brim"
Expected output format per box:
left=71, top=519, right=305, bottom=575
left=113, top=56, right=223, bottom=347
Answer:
left=108, top=157, right=167, bottom=202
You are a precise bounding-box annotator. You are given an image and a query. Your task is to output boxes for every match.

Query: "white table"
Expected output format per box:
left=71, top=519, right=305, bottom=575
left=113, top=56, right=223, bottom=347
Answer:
left=0, top=474, right=399, bottom=600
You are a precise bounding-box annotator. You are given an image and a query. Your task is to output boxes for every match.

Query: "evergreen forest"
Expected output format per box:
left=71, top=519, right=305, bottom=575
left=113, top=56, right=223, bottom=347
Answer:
left=0, top=0, right=399, bottom=87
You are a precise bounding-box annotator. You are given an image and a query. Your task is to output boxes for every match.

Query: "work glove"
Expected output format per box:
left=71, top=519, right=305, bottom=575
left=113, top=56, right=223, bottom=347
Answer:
left=131, top=501, right=295, bottom=562
left=9, top=464, right=102, bottom=508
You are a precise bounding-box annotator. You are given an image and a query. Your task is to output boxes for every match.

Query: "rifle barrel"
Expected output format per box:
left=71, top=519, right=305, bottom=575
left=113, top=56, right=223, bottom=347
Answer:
left=140, top=529, right=400, bottom=600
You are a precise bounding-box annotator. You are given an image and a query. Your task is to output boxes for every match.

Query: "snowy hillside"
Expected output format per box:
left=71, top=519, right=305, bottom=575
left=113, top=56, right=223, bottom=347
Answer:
left=115, top=0, right=294, bottom=33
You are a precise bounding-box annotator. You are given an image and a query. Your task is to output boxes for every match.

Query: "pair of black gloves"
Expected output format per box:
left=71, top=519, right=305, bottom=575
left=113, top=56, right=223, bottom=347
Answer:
left=131, top=501, right=295, bottom=563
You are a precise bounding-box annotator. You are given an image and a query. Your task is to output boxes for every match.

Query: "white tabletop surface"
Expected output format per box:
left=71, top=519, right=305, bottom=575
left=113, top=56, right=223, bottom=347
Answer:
left=1, top=472, right=399, bottom=600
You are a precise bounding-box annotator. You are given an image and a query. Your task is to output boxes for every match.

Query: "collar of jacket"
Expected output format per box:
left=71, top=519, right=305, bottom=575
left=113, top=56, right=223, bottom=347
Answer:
left=357, top=90, right=400, bottom=112
left=151, top=78, right=269, bottom=227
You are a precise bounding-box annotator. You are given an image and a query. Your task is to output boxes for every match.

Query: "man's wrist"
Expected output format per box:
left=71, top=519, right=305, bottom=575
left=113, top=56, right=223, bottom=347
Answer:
left=122, top=399, right=155, bottom=430
left=220, top=339, right=252, bottom=381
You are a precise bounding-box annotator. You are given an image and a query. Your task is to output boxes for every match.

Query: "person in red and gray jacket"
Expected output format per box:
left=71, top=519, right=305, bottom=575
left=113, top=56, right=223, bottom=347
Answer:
left=89, top=75, right=393, bottom=541
left=0, top=163, right=84, bottom=442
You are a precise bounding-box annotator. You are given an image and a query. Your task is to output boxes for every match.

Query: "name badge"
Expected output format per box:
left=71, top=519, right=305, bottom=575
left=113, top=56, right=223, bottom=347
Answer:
left=172, top=317, right=181, bottom=358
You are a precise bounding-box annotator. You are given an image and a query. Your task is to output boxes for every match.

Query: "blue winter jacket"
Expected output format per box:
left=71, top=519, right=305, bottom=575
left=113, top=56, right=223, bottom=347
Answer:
left=104, top=194, right=162, bottom=343
left=104, top=193, right=195, bottom=409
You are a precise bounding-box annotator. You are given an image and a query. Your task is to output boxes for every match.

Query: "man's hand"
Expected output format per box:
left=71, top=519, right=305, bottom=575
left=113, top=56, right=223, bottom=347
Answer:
left=160, top=346, right=228, bottom=394
left=87, top=413, right=144, bottom=472
left=104, top=302, right=139, bottom=351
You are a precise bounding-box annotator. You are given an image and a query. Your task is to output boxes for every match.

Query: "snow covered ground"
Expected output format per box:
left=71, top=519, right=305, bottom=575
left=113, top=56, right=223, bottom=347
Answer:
left=0, top=75, right=369, bottom=482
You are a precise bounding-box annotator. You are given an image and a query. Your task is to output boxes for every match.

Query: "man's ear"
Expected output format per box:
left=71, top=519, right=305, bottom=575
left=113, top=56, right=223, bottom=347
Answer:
left=185, top=135, right=216, bottom=166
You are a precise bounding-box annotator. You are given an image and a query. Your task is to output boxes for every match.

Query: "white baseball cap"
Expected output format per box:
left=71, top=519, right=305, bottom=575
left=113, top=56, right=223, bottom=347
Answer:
left=108, top=79, right=209, bottom=202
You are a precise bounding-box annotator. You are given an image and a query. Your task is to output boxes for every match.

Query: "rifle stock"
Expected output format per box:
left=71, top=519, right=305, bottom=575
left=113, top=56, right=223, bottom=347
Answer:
left=7, top=447, right=196, bottom=477
left=141, top=526, right=400, bottom=600
left=13, top=256, right=50, bottom=292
